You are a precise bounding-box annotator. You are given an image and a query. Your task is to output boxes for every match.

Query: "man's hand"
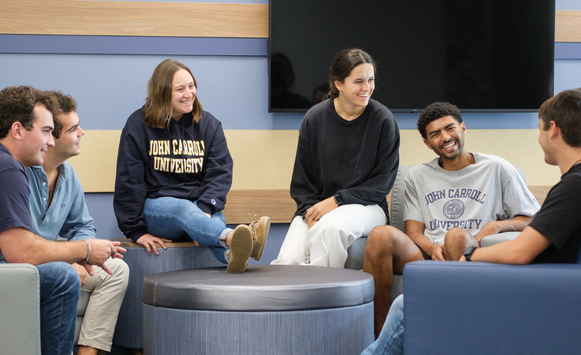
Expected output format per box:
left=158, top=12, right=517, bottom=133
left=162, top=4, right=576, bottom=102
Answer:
left=136, top=233, right=172, bottom=256
left=431, top=244, right=446, bottom=261
left=85, top=239, right=126, bottom=275
left=71, top=262, right=89, bottom=286
left=305, top=197, right=338, bottom=229
left=474, top=216, right=533, bottom=244
left=474, top=221, right=501, bottom=244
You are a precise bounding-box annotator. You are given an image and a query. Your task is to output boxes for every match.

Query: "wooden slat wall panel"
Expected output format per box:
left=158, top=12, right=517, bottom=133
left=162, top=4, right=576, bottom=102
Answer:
left=223, top=189, right=295, bottom=224
left=0, top=3, right=577, bottom=42
left=220, top=186, right=551, bottom=225
left=556, top=10, right=581, bottom=42
left=0, top=0, right=268, bottom=38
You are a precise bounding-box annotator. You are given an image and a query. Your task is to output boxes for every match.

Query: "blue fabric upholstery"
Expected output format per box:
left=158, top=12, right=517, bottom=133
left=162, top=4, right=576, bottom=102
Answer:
left=404, top=261, right=581, bottom=355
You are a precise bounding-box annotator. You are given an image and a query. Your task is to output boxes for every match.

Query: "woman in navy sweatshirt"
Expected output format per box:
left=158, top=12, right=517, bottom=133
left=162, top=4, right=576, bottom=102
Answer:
left=271, top=48, right=400, bottom=268
left=114, top=59, right=269, bottom=273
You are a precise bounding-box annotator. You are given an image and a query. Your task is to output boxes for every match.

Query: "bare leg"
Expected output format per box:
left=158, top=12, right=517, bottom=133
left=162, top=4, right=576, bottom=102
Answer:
left=77, top=346, right=106, bottom=355
left=363, top=225, right=424, bottom=337
left=442, top=228, right=478, bottom=261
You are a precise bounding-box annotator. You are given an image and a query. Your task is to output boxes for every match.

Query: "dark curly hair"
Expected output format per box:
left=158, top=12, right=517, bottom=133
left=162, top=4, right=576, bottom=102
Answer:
left=45, top=91, right=77, bottom=138
left=328, top=48, right=377, bottom=99
left=539, top=88, right=581, bottom=148
left=417, top=102, right=463, bottom=139
left=0, top=86, right=58, bottom=139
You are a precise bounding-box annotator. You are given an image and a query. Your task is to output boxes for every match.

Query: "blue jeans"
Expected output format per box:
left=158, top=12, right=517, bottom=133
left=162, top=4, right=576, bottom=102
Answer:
left=361, top=294, right=404, bottom=355
left=37, top=262, right=80, bottom=355
left=144, top=197, right=232, bottom=263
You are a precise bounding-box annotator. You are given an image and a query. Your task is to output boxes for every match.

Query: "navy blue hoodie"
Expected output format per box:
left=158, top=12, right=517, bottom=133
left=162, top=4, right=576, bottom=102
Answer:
left=114, top=108, right=233, bottom=242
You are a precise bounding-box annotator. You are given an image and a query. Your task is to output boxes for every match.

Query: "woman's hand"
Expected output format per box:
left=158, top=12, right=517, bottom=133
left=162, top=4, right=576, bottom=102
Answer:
left=136, top=233, right=172, bottom=256
left=305, top=197, right=339, bottom=229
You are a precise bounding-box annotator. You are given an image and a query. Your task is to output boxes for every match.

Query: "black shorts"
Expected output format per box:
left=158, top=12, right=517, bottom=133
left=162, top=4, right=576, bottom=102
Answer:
left=415, top=243, right=432, bottom=261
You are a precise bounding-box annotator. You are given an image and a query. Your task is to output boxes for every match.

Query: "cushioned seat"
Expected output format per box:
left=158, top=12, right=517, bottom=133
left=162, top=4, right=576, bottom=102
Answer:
left=142, top=265, right=375, bottom=355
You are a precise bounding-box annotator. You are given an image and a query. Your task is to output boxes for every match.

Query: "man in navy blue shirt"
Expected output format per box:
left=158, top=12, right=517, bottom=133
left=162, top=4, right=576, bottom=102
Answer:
left=0, top=86, right=125, bottom=355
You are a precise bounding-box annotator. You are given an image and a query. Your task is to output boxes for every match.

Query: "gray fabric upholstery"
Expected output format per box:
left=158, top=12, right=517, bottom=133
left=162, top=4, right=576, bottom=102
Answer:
left=0, top=264, right=97, bottom=352
left=142, top=265, right=375, bottom=355
left=390, top=165, right=413, bottom=232
left=0, top=263, right=41, bottom=355
left=143, top=265, right=374, bottom=311
left=144, top=303, right=374, bottom=355
left=113, top=243, right=223, bottom=349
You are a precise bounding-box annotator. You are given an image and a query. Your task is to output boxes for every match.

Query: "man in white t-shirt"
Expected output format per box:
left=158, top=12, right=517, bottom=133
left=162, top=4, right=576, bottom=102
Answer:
left=363, top=102, right=539, bottom=336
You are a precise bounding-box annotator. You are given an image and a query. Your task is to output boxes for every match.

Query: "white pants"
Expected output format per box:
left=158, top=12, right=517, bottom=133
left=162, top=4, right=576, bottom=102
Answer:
left=271, top=204, right=387, bottom=268
left=78, top=257, right=129, bottom=351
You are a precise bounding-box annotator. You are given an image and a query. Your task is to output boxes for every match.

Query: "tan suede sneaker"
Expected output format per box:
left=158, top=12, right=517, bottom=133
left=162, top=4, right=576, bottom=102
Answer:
left=227, top=225, right=253, bottom=273
left=249, top=216, right=271, bottom=261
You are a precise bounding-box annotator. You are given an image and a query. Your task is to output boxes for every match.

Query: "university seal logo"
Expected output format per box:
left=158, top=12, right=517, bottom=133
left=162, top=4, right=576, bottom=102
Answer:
left=443, top=199, right=465, bottom=219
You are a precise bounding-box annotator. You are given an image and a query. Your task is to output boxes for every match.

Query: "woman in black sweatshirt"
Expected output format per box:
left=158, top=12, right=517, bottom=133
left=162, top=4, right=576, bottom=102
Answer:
left=114, top=59, right=269, bottom=273
left=271, top=49, right=400, bottom=267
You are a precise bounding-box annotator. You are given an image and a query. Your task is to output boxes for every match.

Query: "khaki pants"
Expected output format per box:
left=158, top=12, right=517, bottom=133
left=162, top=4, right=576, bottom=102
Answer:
left=77, top=257, right=129, bottom=352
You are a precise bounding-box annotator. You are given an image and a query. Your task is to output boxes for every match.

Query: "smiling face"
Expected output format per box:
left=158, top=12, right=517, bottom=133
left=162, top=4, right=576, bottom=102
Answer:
left=334, top=63, right=375, bottom=109
left=423, top=115, right=467, bottom=161
left=19, top=103, right=55, bottom=166
left=52, top=111, right=85, bottom=160
left=171, top=68, right=196, bottom=120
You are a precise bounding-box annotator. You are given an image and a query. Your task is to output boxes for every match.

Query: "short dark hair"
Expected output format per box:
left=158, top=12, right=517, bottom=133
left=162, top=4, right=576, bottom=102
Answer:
left=0, top=86, right=58, bottom=139
left=328, top=48, right=377, bottom=99
left=45, top=91, right=78, bottom=138
left=417, top=102, right=463, bottom=139
left=539, top=88, right=581, bottom=147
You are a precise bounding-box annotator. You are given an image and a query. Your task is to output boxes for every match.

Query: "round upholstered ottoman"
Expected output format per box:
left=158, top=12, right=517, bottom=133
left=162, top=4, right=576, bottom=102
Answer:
left=112, top=240, right=223, bottom=350
left=142, top=265, right=375, bottom=355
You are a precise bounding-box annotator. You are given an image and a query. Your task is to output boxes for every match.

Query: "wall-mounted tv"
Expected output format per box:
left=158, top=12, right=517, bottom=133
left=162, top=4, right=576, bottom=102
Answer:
left=269, top=0, right=555, bottom=113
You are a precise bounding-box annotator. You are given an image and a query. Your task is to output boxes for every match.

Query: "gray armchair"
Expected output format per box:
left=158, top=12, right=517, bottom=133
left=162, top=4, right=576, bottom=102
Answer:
left=0, top=262, right=90, bottom=354
left=0, top=263, right=41, bottom=355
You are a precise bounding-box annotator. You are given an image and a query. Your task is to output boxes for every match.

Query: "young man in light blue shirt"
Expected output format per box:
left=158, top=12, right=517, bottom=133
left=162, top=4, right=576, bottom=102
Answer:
left=27, top=91, right=129, bottom=355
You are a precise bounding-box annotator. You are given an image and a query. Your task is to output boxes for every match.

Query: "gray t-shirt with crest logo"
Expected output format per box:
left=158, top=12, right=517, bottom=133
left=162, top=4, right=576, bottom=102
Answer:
left=404, top=153, right=540, bottom=245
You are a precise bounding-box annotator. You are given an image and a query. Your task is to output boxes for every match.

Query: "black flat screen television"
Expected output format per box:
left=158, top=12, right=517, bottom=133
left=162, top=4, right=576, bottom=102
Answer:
left=269, top=0, right=555, bottom=113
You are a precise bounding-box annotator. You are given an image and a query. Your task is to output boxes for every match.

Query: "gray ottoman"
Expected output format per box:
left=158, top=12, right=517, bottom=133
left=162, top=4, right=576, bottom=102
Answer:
left=142, top=265, right=375, bottom=355
left=113, top=241, right=223, bottom=350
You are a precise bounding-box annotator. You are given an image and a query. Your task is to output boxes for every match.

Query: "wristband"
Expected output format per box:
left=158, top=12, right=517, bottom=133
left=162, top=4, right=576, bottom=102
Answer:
left=84, top=240, right=91, bottom=263
left=333, top=193, right=343, bottom=206
left=463, top=246, right=477, bottom=262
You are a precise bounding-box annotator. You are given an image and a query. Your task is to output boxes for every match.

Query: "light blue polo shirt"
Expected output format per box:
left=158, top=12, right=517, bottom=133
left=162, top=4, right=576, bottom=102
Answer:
left=27, top=162, right=96, bottom=241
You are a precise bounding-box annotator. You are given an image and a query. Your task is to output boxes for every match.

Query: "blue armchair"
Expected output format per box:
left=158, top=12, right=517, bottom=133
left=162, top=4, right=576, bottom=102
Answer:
left=404, top=261, right=581, bottom=355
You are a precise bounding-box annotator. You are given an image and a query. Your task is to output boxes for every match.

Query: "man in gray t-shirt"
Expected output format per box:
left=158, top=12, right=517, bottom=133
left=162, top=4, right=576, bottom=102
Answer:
left=363, top=102, right=540, bottom=337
